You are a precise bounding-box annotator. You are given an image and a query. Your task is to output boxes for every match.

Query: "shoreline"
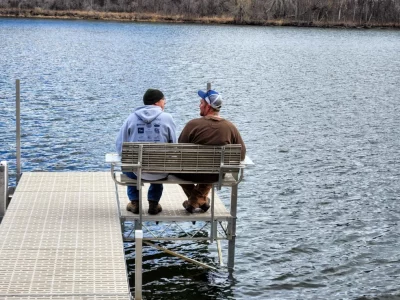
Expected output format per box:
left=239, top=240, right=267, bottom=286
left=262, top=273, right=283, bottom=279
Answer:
left=0, top=8, right=399, bottom=29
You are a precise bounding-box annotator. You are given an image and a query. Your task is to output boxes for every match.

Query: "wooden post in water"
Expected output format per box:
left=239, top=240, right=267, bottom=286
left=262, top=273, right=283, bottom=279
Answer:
left=207, top=82, right=211, bottom=91
left=16, top=79, right=21, bottom=184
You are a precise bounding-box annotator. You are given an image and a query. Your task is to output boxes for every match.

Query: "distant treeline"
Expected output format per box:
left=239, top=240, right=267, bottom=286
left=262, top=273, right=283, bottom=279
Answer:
left=1, top=0, right=399, bottom=27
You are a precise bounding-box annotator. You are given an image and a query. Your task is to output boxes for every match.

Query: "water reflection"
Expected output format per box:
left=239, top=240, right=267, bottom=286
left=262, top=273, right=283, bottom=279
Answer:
left=124, top=223, right=236, bottom=299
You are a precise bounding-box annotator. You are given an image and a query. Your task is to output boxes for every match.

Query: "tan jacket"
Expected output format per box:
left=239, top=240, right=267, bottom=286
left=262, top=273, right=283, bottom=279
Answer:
left=178, top=116, right=246, bottom=160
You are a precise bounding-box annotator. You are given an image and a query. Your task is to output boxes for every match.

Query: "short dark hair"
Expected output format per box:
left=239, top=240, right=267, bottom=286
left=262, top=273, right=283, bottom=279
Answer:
left=143, top=89, right=164, bottom=105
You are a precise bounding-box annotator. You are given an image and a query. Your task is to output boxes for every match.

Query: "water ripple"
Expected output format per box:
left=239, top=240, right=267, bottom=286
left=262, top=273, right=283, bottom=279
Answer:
left=1, top=19, right=400, bottom=299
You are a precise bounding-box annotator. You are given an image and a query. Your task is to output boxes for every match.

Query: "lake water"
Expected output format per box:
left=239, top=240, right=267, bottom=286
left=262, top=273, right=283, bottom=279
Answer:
left=1, top=18, right=400, bottom=299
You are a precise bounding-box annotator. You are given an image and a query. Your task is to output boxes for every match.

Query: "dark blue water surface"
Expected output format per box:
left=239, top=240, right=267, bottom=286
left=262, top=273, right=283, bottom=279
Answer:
left=1, top=18, right=400, bottom=299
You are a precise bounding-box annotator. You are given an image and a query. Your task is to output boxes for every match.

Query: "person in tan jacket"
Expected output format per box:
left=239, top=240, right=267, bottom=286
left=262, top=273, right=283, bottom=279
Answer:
left=176, top=89, right=246, bottom=213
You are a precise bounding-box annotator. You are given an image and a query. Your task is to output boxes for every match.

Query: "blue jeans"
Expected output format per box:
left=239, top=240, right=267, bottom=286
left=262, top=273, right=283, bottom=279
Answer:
left=124, top=172, right=163, bottom=203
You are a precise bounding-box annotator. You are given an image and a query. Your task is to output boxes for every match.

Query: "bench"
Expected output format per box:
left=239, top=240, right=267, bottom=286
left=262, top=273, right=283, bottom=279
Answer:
left=105, top=142, right=251, bottom=275
left=106, top=142, right=246, bottom=221
left=113, top=142, right=243, bottom=183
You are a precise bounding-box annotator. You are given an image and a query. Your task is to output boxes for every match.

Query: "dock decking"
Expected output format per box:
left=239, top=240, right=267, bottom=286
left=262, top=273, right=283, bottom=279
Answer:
left=0, top=172, right=130, bottom=300
left=0, top=171, right=235, bottom=299
left=118, top=182, right=231, bottom=222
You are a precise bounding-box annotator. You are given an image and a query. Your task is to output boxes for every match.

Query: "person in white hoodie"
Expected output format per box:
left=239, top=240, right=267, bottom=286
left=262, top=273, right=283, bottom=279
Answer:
left=116, top=89, right=177, bottom=215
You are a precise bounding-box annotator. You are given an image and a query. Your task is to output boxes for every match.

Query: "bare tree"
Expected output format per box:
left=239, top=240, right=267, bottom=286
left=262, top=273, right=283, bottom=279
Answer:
left=1, top=0, right=399, bottom=26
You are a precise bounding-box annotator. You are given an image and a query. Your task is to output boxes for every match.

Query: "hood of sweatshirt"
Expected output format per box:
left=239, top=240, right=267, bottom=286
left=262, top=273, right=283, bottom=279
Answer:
left=134, top=105, right=163, bottom=124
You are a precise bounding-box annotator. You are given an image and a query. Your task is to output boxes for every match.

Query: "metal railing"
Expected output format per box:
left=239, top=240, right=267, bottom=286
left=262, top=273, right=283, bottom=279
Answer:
left=0, top=161, right=8, bottom=219
left=16, top=79, right=21, bottom=184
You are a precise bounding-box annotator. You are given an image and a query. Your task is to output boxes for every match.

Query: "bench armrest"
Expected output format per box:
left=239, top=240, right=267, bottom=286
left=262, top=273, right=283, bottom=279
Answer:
left=242, top=155, right=255, bottom=167
left=105, top=153, right=121, bottom=164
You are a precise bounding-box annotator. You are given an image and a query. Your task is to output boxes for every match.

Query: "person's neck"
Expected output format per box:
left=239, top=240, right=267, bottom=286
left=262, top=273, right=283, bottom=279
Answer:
left=206, top=111, right=220, bottom=118
left=205, top=111, right=221, bottom=118
left=153, top=103, right=164, bottom=111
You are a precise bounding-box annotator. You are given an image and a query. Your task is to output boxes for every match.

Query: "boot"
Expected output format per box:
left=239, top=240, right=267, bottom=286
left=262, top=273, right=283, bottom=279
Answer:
left=126, top=201, right=139, bottom=214
left=199, top=197, right=210, bottom=212
left=182, top=197, right=210, bottom=213
left=148, top=201, right=162, bottom=215
left=182, top=200, right=196, bottom=213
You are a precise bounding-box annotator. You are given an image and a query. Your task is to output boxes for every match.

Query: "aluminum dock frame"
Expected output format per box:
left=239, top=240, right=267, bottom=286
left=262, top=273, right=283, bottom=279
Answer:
left=0, top=169, right=252, bottom=299
left=0, top=172, right=131, bottom=300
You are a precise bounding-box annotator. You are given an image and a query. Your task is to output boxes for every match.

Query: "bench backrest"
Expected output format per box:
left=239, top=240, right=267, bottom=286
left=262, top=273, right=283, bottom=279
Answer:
left=121, top=143, right=242, bottom=174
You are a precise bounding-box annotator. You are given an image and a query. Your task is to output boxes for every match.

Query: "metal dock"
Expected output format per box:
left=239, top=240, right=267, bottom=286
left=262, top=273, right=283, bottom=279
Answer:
left=0, top=81, right=252, bottom=299
left=0, top=171, right=242, bottom=299
left=0, top=172, right=130, bottom=300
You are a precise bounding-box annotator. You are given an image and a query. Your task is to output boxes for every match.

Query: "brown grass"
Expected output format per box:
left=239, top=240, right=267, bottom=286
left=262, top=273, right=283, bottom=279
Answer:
left=0, top=8, right=398, bottom=29
left=0, top=8, right=235, bottom=24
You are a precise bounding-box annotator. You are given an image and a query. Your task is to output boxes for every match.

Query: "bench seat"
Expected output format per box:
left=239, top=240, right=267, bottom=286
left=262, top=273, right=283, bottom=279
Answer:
left=106, top=142, right=253, bottom=272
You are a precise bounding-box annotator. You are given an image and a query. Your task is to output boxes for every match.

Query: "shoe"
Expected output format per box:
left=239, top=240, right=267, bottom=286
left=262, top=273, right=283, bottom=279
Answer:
left=148, top=201, right=162, bottom=215
left=182, top=200, right=195, bottom=213
left=183, top=197, right=210, bottom=213
left=126, top=201, right=139, bottom=214
left=199, top=197, right=210, bottom=212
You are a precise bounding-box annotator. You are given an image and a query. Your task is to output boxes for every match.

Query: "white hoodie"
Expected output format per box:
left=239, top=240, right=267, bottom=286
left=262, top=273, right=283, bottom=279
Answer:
left=116, top=105, right=177, bottom=180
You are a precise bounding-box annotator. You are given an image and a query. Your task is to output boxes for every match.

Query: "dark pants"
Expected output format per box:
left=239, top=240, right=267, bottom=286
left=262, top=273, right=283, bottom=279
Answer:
left=172, top=174, right=218, bottom=207
left=124, top=172, right=163, bottom=203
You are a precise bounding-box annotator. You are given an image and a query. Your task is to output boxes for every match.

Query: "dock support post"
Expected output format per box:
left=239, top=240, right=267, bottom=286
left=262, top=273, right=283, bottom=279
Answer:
left=0, top=161, right=8, bottom=219
left=16, top=79, right=21, bottom=184
left=227, top=185, right=238, bottom=270
left=210, top=186, right=215, bottom=242
left=217, top=240, right=224, bottom=266
left=135, top=230, right=143, bottom=300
